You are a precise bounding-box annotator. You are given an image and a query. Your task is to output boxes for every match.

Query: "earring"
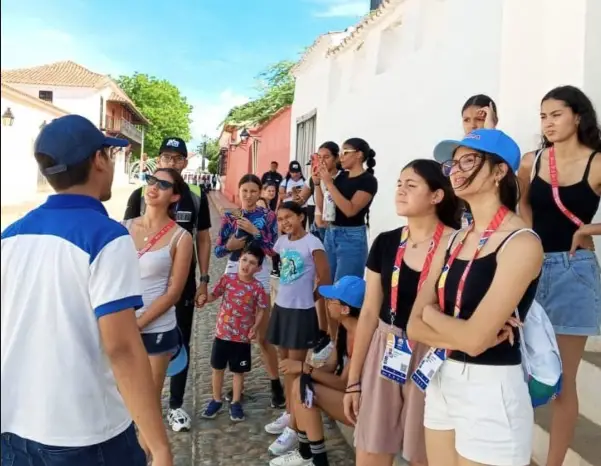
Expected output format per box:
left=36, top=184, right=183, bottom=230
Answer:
left=495, top=179, right=500, bottom=187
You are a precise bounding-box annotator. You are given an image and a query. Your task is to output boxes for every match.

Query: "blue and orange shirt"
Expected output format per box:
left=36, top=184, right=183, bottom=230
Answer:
left=214, top=207, right=278, bottom=261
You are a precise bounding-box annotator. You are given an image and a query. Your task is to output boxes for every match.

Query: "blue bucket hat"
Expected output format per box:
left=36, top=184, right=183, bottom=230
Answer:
left=166, top=330, right=188, bottom=377
left=34, top=114, right=129, bottom=175
left=318, top=275, right=366, bottom=309
left=433, top=128, right=521, bottom=172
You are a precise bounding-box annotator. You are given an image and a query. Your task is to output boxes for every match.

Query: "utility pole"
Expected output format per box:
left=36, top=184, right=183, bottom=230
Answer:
left=200, top=135, right=208, bottom=172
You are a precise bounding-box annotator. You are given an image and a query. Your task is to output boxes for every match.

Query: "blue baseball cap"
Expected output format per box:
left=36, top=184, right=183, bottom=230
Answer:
left=34, top=114, right=129, bottom=175
left=433, top=129, right=521, bottom=172
left=318, top=275, right=366, bottom=309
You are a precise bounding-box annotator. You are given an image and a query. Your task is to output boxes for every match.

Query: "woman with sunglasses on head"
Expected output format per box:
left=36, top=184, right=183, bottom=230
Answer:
left=314, top=138, right=378, bottom=281
left=122, top=168, right=193, bottom=456
left=517, top=86, right=601, bottom=466
left=211, top=174, right=284, bottom=408
left=407, top=129, right=544, bottom=466
left=345, top=160, right=461, bottom=466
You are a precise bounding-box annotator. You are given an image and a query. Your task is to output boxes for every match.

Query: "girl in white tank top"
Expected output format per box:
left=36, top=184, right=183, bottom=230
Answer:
left=124, top=168, right=193, bottom=455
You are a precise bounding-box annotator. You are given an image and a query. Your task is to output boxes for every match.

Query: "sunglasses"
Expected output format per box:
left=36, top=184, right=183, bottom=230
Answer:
left=441, top=152, right=483, bottom=177
left=147, top=175, right=174, bottom=190
left=341, top=149, right=357, bottom=156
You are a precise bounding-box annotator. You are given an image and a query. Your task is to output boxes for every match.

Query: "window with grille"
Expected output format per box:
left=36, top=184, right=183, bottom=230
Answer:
left=39, top=90, right=53, bottom=103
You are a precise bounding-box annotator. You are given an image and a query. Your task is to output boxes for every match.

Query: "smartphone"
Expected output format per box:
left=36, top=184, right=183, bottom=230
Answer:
left=311, top=153, right=319, bottom=173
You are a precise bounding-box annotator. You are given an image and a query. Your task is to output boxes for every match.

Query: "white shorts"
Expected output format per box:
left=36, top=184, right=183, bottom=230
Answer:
left=424, top=359, right=533, bottom=466
left=225, top=259, right=271, bottom=293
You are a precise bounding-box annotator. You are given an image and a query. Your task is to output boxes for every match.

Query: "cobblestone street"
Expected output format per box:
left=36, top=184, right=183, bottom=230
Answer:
left=162, top=192, right=355, bottom=465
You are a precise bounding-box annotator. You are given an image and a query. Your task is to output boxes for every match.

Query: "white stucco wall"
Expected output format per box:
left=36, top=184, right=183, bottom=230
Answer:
left=7, top=83, right=110, bottom=128
left=0, top=96, right=64, bottom=205
left=291, top=0, right=601, bottom=258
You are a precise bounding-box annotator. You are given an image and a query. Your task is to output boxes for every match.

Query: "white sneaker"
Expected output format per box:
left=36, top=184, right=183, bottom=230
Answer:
left=268, top=427, right=298, bottom=456
left=167, top=407, right=191, bottom=432
left=265, top=412, right=291, bottom=435
left=269, top=450, right=312, bottom=466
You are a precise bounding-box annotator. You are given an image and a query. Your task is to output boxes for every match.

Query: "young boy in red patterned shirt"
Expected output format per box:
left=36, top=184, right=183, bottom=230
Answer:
left=196, top=244, right=269, bottom=422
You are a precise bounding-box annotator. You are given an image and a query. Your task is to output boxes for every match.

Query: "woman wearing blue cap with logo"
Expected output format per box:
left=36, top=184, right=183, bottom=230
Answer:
left=345, top=159, right=461, bottom=466
left=517, top=86, right=601, bottom=466
left=407, top=129, right=544, bottom=466
left=268, top=276, right=365, bottom=466
left=122, top=168, right=193, bottom=456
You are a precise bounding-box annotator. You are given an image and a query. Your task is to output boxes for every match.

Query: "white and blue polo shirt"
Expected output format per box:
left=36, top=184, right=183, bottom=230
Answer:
left=1, top=194, right=144, bottom=447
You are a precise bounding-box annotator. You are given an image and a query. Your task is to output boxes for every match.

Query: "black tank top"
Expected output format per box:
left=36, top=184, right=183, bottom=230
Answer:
left=437, top=232, right=539, bottom=365
left=530, top=151, right=599, bottom=253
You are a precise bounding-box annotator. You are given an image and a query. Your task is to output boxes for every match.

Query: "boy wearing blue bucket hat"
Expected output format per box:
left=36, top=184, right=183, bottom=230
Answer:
left=196, top=244, right=269, bottom=422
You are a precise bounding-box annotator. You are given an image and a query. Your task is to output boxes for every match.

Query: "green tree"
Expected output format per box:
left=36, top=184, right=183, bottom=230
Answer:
left=224, top=60, right=295, bottom=126
left=116, top=73, right=193, bottom=158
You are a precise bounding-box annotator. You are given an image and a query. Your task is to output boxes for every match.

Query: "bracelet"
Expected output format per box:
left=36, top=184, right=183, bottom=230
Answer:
left=345, top=388, right=362, bottom=394
left=346, top=381, right=361, bottom=389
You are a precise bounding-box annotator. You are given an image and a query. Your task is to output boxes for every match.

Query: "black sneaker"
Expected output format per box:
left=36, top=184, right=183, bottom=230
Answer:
left=271, top=390, right=286, bottom=409
left=225, top=389, right=245, bottom=403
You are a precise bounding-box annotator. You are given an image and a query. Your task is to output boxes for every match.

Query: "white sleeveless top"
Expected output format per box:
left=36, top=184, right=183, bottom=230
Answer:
left=124, top=219, right=186, bottom=334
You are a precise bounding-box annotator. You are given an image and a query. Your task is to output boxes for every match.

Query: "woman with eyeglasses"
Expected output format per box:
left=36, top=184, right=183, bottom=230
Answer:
left=407, top=129, right=543, bottom=466
left=314, top=138, right=378, bottom=281
left=517, top=86, right=601, bottom=466
left=122, top=168, right=193, bottom=457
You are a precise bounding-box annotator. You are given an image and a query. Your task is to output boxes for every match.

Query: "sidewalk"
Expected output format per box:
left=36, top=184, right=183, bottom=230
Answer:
left=207, top=189, right=238, bottom=216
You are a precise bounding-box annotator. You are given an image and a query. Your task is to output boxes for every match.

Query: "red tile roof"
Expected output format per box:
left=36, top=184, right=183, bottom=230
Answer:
left=1, top=60, right=149, bottom=125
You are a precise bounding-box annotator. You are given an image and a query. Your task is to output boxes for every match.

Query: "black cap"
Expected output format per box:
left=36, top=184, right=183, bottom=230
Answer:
left=289, top=160, right=302, bottom=172
left=159, top=137, right=188, bottom=158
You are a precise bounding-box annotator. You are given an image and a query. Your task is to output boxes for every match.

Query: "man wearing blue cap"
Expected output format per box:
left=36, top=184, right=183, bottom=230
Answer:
left=0, top=115, right=172, bottom=466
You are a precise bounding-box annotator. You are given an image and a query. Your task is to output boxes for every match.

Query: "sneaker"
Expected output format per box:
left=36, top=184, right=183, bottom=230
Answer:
left=167, top=407, right=192, bottom=432
left=265, top=412, right=291, bottom=435
left=269, top=450, right=312, bottom=466
left=268, top=427, right=298, bottom=456
left=225, top=389, right=245, bottom=403
left=271, top=389, right=286, bottom=409
left=201, top=400, right=223, bottom=419
left=229, top=402, right=245, bottom=422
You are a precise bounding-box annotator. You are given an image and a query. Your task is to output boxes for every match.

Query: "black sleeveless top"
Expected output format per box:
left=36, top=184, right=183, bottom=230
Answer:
left=437, top=233, right=539, bottom=365
left=530, top=151, right=599, bottom=253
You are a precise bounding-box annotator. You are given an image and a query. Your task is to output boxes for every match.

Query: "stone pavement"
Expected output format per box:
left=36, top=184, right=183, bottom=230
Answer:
left=162, top=191, right=355, bottom=465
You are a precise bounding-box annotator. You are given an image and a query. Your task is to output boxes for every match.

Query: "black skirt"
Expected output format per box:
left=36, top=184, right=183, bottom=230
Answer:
left=267, top=304, right=320, bottom=350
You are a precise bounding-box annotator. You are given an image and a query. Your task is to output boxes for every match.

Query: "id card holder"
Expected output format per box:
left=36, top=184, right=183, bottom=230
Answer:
left=380, top=334, right=412, bottom=384
left=411, top=347, right=446, bottom=392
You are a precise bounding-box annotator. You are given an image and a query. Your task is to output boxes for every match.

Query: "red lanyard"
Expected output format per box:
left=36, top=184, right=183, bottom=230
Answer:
left=138, top=221, right=176, bottom=258
left=390, top=222, right=445, bottom=326
left=437, top=206, right=510, bottom=317
left=548, top=147, right=584, bottom=227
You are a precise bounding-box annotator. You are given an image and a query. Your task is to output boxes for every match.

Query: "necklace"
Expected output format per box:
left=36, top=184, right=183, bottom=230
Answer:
left=407, top=229, right=438, bottom=249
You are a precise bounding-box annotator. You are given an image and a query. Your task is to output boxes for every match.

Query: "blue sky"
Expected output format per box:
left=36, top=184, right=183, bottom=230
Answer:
left=1, top=0, right=368, bottom=144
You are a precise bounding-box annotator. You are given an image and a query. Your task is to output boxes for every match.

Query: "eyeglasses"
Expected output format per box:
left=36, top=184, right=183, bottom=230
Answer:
left=160, top=154, right=186, bottom=163
left=441, top=152, right=483, bottom=177
left=147, top=175, right=174, bottom=190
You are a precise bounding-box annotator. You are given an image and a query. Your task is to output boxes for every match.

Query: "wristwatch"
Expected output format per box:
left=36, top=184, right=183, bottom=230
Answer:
left=199, top=274, right=210, bottom=284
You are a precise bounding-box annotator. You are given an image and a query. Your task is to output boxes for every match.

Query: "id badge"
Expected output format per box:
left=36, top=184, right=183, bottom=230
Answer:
left=380, top=334, right=412, bottom=384
left=411, top=347, right=446, bottom=392
left=303, top=386, right=314, bottom=408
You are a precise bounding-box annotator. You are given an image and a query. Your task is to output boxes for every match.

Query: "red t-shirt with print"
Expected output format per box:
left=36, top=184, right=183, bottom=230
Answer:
left=212, top=273, right=269, bottom=343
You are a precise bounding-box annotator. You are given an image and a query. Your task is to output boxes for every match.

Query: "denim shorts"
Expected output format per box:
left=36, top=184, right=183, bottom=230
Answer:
left=141, top=327, right=179, bottom=355
left=535, top=249, right=601, bottom=336
left=1, top=423, right=145, bottom=466
left=324, top=225, right=368, bottom=282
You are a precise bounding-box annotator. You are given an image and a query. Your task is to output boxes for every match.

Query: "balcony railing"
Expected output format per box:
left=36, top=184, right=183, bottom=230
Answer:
left=105, top=116, right=143, bottom=144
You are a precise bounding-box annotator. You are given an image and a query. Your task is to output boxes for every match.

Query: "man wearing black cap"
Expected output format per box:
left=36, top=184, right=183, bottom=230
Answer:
left=1, top=115, right=172, bottom=465
left=124, top=137, right=212, bottom=432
